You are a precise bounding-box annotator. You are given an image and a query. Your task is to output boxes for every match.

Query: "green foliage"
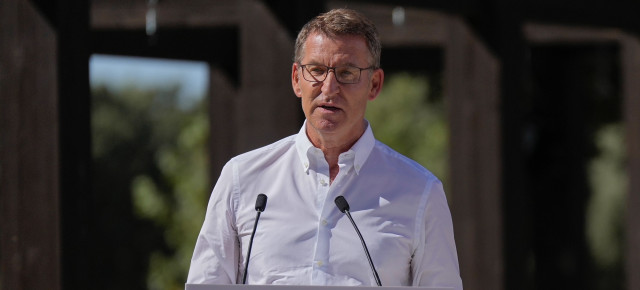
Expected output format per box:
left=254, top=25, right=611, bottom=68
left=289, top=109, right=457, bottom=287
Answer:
left=366, top=72, right=449, bottom=187
left=587, top=123, right=626, bottom=289
left=133, top=109, right=210, bottom=290
left=92, top=84, right=209, bottom=290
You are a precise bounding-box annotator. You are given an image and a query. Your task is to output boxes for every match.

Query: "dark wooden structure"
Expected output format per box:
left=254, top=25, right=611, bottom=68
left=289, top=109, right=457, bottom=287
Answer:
left=2, top=0, right=639, bottom=289
left=1, top=1, right=62, bottom=289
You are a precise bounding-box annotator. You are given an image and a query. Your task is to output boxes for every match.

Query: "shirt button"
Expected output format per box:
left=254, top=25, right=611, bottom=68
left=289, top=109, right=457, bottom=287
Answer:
left=316, top=260, right=323, bottom=266
left=304, top=162, right=309, bottom=168
left=321, top=219, right=328, bottom=226
left=319, top=179, right=327, bottom=186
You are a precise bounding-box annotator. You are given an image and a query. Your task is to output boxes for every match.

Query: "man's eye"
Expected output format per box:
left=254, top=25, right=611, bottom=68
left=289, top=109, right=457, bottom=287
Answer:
left=308, top=66, right=326, bottom=74
left=338, top=68, right=357, bottom=79
left=339, top=70, right=355, bottom=76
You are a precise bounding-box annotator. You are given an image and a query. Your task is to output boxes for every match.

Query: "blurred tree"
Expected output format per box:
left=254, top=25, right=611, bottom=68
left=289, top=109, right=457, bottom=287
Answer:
left=366, top=72, right=449, bottom=189
left=131, top=103, right=209, bottom=290
left=587, top=123, right=626, bottom=290
left=92, top=84, right=208, bottom=290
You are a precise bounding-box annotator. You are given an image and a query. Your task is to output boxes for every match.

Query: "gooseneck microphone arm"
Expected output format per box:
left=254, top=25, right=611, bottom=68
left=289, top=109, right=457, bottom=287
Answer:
left=334, top=195, right=382, bottom=286
left=242, top=193, right=268, bottom=284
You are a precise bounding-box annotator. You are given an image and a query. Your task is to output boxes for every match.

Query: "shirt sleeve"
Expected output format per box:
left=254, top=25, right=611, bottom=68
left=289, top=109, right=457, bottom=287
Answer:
left=187, top=161, right=240, bottom=284
left=411, top=179, right=464, bottom=290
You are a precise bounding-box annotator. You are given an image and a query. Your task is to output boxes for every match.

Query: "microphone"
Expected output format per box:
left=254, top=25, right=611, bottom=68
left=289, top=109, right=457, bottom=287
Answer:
left=242, top=193, right=268, bottom=284
left=334, top=195, right=382, bottom=286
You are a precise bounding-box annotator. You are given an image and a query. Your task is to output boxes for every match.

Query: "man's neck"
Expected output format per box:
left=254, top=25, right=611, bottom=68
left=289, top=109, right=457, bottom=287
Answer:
left=306, top=121, right=366, bottom=183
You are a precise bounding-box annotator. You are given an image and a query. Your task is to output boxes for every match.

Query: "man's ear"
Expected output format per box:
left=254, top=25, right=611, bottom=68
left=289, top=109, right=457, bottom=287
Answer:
left=292, top=63, right=303, bottom=98
left=368, top=68, right=384, bottom=101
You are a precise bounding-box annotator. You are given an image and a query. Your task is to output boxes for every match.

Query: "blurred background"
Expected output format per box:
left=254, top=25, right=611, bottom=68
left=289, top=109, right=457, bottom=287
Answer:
left=2, top=0, right=639, bottom=290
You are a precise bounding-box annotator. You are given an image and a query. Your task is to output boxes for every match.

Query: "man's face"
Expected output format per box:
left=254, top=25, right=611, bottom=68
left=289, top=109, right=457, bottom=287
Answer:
left=291, top=32, right=384, bottom=144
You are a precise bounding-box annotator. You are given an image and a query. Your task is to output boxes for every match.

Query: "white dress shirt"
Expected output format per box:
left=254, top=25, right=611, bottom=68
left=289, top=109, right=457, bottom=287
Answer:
left=187, top=121, right=462, bottom=289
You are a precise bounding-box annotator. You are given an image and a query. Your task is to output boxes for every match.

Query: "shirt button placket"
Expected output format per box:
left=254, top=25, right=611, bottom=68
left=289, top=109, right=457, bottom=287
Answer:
left=313, top=175, right=332, bottom=282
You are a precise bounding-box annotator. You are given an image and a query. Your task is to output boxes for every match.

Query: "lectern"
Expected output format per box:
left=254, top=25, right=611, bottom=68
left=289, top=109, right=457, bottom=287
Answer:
left=185, top=285, right=453, bottom=290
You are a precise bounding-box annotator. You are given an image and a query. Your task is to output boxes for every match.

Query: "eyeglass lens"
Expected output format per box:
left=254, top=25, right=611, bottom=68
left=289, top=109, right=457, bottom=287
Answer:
left=302, top=64, right=363, bottom=84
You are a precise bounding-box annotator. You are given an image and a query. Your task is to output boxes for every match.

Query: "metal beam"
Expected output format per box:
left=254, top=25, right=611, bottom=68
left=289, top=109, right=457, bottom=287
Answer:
left=91, top=0, right=239, bottom=29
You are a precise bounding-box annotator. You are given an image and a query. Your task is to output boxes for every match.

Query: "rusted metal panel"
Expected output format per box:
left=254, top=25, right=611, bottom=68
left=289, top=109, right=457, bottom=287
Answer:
left=0, top=0, right=61, bottom=289
left=621, top=34, right=640, bottom=290
left=236, top=0, right=299, bottom=152
left=445, top=17, right=503, bottom=290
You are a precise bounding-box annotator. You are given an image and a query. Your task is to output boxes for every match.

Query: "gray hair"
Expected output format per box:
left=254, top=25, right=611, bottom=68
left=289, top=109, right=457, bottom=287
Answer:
left=293, top=8, right=381, bottom=68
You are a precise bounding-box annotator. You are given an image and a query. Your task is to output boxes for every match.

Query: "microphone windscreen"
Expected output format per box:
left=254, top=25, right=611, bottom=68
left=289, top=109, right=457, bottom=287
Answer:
left=334, top=195, right=350, bottom=213
left=255, top=193, right=268, bottom=212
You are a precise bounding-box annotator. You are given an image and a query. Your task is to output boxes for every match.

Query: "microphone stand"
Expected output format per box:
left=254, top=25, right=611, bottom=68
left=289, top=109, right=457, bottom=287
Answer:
left=335, top=196, right=382, bottom=286
left=242, top=194, right=267, bottom=284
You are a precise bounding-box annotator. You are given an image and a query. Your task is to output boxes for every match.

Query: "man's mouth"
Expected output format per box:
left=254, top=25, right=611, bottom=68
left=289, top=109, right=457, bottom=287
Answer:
left=319, top=105, right=340, bottom=112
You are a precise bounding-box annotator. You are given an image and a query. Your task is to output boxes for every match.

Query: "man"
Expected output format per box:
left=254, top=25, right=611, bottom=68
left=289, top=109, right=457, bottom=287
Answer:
left=187, top=8, right=463, bottom=289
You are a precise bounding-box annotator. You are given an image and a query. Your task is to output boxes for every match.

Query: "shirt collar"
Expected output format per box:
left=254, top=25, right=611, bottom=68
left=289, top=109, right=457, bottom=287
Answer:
left=295, top=121, right=314, bottom=173
left=350, top=121, right=375, bottom=175
left=295, top=120, right=375, bottom=175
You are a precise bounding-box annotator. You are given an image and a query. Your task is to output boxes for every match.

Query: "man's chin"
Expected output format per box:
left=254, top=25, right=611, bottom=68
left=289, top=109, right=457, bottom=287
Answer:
left=309, top=119, right=342, bottom=133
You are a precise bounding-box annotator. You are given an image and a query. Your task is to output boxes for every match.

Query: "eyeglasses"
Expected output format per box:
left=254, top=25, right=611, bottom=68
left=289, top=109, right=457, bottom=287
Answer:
left=299, top=63, right=375, bottom=84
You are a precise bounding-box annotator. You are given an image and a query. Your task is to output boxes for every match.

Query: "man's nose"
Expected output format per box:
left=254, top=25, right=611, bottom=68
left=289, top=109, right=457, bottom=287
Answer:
left=321, top=69, right=340, bottom=95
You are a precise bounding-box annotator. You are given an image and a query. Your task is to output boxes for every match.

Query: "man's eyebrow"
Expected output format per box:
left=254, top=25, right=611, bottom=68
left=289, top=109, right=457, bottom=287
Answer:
left=342, top=62, right=359, bottom=67
left=301, top=61, right=362, bottom=67
left=307, top=63, right=360, bottom=67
